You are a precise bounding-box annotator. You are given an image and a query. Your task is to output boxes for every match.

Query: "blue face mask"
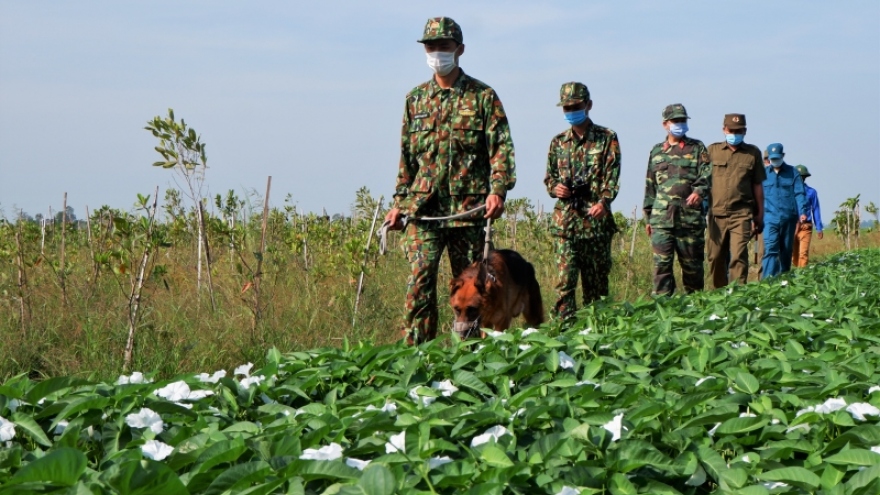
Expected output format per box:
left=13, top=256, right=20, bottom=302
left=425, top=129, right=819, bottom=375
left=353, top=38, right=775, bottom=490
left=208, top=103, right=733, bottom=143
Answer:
left=668, top=122, right=688, bottom=137
left=726, top=133, right=744, bottom=146
left=564, top=109, right=587, bottom=126
left=769, top=158, right=783, bottom=168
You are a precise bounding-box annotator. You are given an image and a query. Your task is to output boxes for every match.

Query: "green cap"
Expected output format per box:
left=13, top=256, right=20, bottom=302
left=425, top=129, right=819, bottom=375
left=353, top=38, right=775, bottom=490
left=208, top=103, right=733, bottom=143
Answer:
left=795, top=164, right=811, bottom=177
left=417, top=17, right=463, bottom=44
left=662, top=104, right=689, bottom=121
left=557, top=82, right=590, bottom=107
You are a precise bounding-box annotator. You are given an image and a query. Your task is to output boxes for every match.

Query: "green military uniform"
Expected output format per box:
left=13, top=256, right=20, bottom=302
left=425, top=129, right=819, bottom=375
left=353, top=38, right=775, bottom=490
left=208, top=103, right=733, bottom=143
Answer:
left=706, top=114, right=766, bottom=288
left=393, top=17, right=516, bottom=344
left=643, top=104, right=711, bottom=295
left=544, top=82, right=621, bottom=319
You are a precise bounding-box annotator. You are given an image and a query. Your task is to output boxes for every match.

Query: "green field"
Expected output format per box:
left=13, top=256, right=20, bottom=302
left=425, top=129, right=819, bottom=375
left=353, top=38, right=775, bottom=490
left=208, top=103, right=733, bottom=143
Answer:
left=1, top=248, right=879, bottom=494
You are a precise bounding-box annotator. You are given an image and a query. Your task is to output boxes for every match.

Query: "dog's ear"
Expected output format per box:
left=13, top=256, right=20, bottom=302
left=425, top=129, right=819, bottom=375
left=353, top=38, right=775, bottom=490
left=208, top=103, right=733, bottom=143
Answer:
left=475, top=263, right=487, bottom=294
left=449, top=277, right=463, bottom=296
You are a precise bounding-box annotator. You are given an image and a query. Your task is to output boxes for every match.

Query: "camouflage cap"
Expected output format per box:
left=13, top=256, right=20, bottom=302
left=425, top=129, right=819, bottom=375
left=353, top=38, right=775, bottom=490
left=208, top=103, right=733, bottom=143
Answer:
left=723, top=113, right=747, bottom=130
left=662, top=103, right=689, bottom=121
left=417, top=17, right=463, bottom=44
left=557, top=82, right=590, bottom=107
left=796, top=164, right=811, bottom=177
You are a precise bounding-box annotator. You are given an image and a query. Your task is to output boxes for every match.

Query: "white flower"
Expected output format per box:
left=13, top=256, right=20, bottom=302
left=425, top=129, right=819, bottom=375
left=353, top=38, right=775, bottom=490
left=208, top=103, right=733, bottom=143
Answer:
left=345, top=458, right=371, bottom=470
left=771, top=418, right=781, bottom=425
left=786, top=423, right=810, bottom=434
left=141, top=439, right=174, bottom=461
left=155, top=381, right=214, bottom=403
left=730, top=342, right=748, bottom=349
left=473, top=344, right=486, bottom=354
left=871, top=446, right=880, bottom=454
left=54, top=420, right=69, bottom=435
left=365, top=402, right=397, bottom=414
left=762, top=482, right=789, bottom=490
left=740, top=412, right=757, bottom=418
left=801, top=313, right=814, bottom=318
left=578, top=328, right=592, bottom=335
left=576, top=380, right=599, bottom=388
left=0, top=416, right=15, bottom=441
left=512, top=407, right=526, bottom=418
left=386, top=431, right=405, bottom=453
left=471, top=425, right=511, bottom=447
left=825, top=318, right=834, bottom=323
left=708, top=423, right=721, bottom=437
left=196, top=370, right=226, bottom=383
left=117, top=372, right=152, bottom=385
left=7, top=399, right=21, bottom=413
left=408, top=388, right=437, bottom=407
left=486, top=330, right=504, bottom=338
left=868, top=386, right=880, bottom=394
left=521, top=328, right=539, bottom=337
left=695, top=376, right=715, bottom=387
left=699, top=330, right=714, bottom=334
left=234, top=363, right=254, bottom=377
left=239, top=375, right=265, bottom=389
left=125, top=408, right=164, bottom=434
left=558, top=352, right=575, bottom=370
left=431, top=380, right=458, bottom=397
left=300, top=442, right=343, bottom=461
left=846, top=403, right=880, bottom=421
left=599, top=344, right=612, bottom=350
left=742, top=454, right=752, bottom=463
left=602, top=414, right=624, bottom=441
left=519, top=344, right=532, bottom=351
left=709, top=314, right=721, bottom=321
left=728, top=387, right=736, bottom=395
left=427, top=456, right=453, bottom=470
left=727, top=287, right=734, bottom=295
left=556, top=487, right=581, bottom=495
left=780, top=281, right=788, bottom=286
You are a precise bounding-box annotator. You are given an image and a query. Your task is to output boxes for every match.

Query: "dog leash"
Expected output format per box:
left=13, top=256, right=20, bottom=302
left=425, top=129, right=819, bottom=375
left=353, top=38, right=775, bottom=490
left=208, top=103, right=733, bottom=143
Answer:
left=378, top=204, right=488, bottom=255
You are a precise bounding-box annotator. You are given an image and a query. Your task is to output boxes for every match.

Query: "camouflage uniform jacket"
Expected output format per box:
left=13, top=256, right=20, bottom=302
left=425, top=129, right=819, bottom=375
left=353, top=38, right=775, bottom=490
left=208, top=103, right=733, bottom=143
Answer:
left=643, top=136, right=711, bottom=229
left=544, top=122, right=621, bottom=238
left=393, top=70, right=516, bottom=228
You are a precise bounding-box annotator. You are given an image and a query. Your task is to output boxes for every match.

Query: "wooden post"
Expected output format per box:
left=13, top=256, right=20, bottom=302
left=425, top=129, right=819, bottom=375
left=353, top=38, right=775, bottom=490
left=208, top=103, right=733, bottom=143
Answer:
left=15, top=214, right=29, bottom=335
left=60, top=192, right=68, bottom=307
left=253, top=176, right=271, bottom=338
left=353, top=196, right=383, bottom=327
left=198, top=200, right=217, bottom=312
left=123, top=186, right=160, bottom=372
left=85, top=205, right=99, bottom=286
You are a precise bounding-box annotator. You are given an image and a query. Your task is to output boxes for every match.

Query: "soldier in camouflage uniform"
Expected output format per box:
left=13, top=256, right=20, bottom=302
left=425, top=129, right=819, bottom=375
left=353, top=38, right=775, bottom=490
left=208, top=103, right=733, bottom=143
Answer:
left=544, top=82, right=621, bottom=320
left=384, top=17, right=516, bottom=344
left=643, top=104, right=711, bottom=295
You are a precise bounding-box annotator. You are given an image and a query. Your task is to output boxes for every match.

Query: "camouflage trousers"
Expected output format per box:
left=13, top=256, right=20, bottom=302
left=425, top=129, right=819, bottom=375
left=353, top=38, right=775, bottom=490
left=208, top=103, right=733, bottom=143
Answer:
left=651, top=226, right=705, bottom=296
left=551, top=233, right=613, bottom=320
left=403, top=222, right=485, bottom=345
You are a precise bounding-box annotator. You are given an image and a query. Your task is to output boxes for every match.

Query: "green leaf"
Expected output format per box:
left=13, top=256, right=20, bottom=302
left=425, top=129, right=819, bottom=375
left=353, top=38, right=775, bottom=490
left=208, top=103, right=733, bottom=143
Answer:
left=204, top=460, right=272, bottom=495
left=717, top=416, right=767, bottom=435
left=359, top=464, right=396, bottom=495
left=824, top=449, right=880, bottom=466
left=608, top=472, right=638, bottom=495
left=24, top=377, right=92, bottom=404
left=757, top=466, right=821, bottom=491
left=734, top=372, right=760, bottom=394
left=102, top=458, right=189, bottom=495
left=480, top=446, right=513, bottom=468
left=11, top=412, right=52, bottom=447
left=453, top=370, right=492, bottom=396
left=8, top=448, right=86, bottom=487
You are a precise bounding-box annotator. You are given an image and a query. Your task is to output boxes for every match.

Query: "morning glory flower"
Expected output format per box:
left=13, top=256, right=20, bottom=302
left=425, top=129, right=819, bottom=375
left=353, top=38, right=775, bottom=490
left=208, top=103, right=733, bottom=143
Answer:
left=871, top=446, right=880, bottom=454
left=234, top=363, right=254, bottom=377
left=0, top=416, right=15, bottom=441
left=432, top=380, right=458, bottom=397
left=868, top=386, right=880, bottom=394
left=780, top=281, right=788, bottom=286
left=707, top=423, right=721, bottom=437
left=125, top=408, right=164, bottom=434
left=300, top=442, right=343, bottom=461
left=141, top=439, right=174, bottom=461
left=556, top=487, right=581, bottom=495
left=196, top=370, right=226, bottom=383
left=428, top=456, right=453, bottom=470
left=116, top=372, right=152, bottom=385
left=763, top=482, right=790, bottom=490
left=408, top=387, right=437, bottom=407
left=471, top=425, right=511, bottom=447
left=578, top=328, right=592, bottom=335
left=558, top=352, right=575, bottom=369
left=345, top=458, right=371, bottom=470
left=155, top=381, right=214, bottom=402
left=54, top=421, right=69, bottom=435
left=7, top=399, right=20, bottom=413
left=486, top=330, right=504, bottom=338
left=708, top=314, right=721, bottom=321
left=801, top=313, right=814, bottom=318
left=797, top=397, right=847, bottom=417
left=519, top=344, right=532, bottom=351
left=742, top=454, right=752, bottom=463
left=364, top=402, right=397, bottom=414
left=386, top=431, right=405, bottom=453
left=521, top=328, right=538, bottom=337
left=239, top=375, right=266, bottom=389
left=846, top=403, right=880, bottom=421
left=602, top=414, right=625, bottom=441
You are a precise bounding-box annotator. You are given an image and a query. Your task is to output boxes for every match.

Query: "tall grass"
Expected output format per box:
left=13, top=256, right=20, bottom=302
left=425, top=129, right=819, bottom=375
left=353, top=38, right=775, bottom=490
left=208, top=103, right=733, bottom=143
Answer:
left=1, top=191, right=876, bottom=382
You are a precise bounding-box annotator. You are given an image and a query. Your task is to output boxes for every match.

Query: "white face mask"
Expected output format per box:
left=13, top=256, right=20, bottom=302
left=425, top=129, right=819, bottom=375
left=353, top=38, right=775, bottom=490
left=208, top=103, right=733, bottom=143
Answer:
left=426, top=51, right=457, bottom=76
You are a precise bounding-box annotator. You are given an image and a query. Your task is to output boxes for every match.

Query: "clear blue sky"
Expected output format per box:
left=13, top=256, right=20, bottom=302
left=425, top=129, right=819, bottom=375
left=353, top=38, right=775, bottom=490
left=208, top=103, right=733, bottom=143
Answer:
left=1, top=1, right=878, bottom=222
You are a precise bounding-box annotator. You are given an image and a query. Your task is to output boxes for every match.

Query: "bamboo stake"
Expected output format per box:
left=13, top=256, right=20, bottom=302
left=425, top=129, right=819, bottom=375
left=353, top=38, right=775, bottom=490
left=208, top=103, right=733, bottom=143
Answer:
left=85, top=205, right=99, bottom=286
left=198, top=200, right=217, bottom=311
left=123, top=186, right=160, bottom=372
left=352, top=196, right=383, bottom=327
left=196, top=199, right=203, bottom=292
left=60, top=192, right=68, bottom=307
left=15, top=214, right=29, bottom=335
left=624, top=206, right=638, bottom=300
left=253, top=176, right=271, bottom=337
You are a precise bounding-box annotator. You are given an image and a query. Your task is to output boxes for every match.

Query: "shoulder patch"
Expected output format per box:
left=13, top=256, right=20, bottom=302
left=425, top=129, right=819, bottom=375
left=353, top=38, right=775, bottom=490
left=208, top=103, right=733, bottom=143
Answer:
left=413, top=112, right=429, bottom=119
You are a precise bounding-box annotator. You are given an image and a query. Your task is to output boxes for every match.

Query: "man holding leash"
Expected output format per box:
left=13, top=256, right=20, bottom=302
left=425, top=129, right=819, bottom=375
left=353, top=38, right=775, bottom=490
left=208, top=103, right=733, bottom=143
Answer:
left=791, top=164, right=824, bottom=267
left=544, top=82, right=621, bottom=320
left=761, top=143, right=808, bottom=278
left=643, top=104, right=711, bottom=296
left=706, top=114, right=765, bottom=288
left=384, top=17, right=516, bottom=345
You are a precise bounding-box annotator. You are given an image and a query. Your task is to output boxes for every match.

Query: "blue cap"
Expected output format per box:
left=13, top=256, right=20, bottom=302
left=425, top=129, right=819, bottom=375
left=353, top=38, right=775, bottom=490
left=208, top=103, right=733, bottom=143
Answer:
left=766, top=143, right=784, bottom=160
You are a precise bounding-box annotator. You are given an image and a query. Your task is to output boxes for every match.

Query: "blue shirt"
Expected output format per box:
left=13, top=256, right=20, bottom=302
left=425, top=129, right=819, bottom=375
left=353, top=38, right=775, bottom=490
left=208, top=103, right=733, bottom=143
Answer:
left=804, top=183, right=823, bottom=232
left=763, top=162, right=808, bottom=221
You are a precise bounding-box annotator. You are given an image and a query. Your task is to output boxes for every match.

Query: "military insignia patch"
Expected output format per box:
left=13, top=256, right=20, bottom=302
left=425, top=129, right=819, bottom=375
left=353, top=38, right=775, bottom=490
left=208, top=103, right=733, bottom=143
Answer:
left=459, top=109, right=475, bottom=117
left=413, top=113, right=429, bottom=119
left=732, top=116, right=740, bottom=123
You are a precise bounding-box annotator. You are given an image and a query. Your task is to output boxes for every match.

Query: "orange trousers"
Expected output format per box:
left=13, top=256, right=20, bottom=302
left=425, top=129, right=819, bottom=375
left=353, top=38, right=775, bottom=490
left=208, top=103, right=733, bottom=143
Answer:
left=791, top=223, right=813, bottom=268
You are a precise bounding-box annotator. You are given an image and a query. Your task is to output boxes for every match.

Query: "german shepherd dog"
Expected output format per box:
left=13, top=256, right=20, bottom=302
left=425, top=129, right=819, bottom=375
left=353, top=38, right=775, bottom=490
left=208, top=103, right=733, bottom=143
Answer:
left=449, top=249, right=544, bottom=339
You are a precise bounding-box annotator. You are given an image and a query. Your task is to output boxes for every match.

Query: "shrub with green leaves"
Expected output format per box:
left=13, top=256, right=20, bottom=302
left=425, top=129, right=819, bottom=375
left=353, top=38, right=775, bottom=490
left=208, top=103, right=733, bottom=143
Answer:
left=1, top=250, right=879, bottom=494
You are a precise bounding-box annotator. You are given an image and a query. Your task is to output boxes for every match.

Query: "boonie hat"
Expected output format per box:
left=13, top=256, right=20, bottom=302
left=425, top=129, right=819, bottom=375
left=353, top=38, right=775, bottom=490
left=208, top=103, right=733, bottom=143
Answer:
left=723, top=113, right=747, bottom=130
left=662, top=104, right=690, bottom=121
left=557, top=82, right=590, bottom=107
left=418, top=17, right=463, bottom=44
left=766, top=143, right=784, bottom=159
left=796, top=164, right=811, bottom=177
